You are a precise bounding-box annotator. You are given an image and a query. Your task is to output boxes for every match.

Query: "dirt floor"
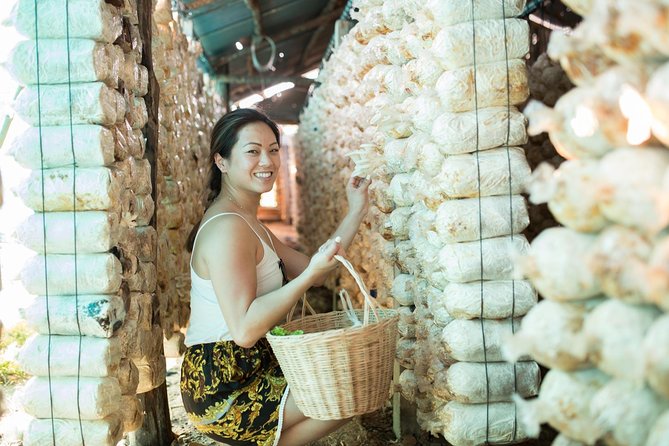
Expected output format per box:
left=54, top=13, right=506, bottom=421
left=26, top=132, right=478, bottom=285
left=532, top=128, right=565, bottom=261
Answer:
left=0, top=224, right=559, bottom=446
left=166, top=354, right=558, bottom=446
left=166, top=356, right=445, bottom=446
left=163, top=283, right=431, bottom=446
left=165, top=283, right=558, bottom=446
left=0, top=313, right=558, bottom=446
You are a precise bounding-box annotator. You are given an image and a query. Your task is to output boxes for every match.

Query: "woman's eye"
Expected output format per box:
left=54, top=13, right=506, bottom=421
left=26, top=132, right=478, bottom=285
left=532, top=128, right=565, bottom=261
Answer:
left=271, top=148, right=280, bottom=153
left=247, top=149, right=259, bottom=154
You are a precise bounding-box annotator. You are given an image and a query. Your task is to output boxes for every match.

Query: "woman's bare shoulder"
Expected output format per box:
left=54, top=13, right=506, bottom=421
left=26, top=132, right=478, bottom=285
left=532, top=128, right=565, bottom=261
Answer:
left=192, top=212, right=258, bottom=277
left=197, top=211, right=254, bottom=246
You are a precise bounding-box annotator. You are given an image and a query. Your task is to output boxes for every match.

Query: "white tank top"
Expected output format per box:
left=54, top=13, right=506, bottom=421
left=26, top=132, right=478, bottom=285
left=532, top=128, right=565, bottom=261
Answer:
left=185, top=212, right=285, bottom=346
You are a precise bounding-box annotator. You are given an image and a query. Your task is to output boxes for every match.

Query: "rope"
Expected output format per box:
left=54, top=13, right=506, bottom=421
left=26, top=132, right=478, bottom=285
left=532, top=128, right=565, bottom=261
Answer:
left=501, top=1, right=520, bottom=441
left=32, top=1, right=56, bottom=443
left=469, top=1, right=491, bottom=443
left=34, top=2, right=87, bottom=442
left=65, top=0, right=86, bottom=443
left=250, top=34, right=276, bottom=73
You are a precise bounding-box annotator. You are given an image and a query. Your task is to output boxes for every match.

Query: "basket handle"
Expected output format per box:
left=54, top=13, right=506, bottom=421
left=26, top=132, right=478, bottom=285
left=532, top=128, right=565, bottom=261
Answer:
left=339, top=289, right=362, bottom=327
left=286, top=256, right=379, bottom=326
left=287, top=294, right=317, bottom=323
left=334, top=255, right=380, bottom=326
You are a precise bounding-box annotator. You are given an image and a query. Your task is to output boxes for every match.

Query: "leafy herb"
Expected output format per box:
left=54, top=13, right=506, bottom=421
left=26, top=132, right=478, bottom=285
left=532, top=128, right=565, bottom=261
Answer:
left=270, top=326, right=304, bottom=336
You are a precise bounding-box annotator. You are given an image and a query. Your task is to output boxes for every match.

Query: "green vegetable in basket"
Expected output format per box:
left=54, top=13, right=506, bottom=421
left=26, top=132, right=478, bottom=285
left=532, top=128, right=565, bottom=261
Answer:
left=270, top=326, right=304, bottom=336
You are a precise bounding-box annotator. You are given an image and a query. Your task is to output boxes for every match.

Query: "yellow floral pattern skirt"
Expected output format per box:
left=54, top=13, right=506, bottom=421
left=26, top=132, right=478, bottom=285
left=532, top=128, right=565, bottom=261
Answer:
left=180, top=338, right=288, bottom=446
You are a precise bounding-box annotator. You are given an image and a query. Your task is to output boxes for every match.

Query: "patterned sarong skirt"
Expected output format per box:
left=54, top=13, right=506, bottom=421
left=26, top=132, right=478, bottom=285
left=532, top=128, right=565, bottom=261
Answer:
left=180, top=338, right=289, bottom=446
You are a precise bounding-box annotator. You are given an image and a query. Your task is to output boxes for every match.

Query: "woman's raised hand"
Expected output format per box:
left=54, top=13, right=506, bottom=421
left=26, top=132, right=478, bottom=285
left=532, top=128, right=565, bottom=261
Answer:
left=346, top=175, right=371, bottom=217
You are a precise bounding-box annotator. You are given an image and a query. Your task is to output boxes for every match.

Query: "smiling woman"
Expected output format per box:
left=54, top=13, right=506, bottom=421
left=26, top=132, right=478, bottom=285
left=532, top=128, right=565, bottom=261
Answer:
left=180, top=108, right=371, bottom=446
left=215, top=121, right=281, bottom=198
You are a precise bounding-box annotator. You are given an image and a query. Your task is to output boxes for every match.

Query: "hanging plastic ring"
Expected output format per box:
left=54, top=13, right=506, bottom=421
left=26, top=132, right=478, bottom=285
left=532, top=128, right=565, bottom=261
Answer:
left=250, top=34, right=276, bottom=72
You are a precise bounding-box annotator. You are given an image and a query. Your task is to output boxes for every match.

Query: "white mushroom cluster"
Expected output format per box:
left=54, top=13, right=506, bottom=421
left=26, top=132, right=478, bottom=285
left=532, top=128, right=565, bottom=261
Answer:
left=298, top=0, right=542, bottom=443
left=510, top=1, right=669, bottom=444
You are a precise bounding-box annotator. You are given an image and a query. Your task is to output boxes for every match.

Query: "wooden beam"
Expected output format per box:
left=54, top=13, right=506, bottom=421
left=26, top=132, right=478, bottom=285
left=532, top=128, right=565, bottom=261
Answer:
left=298, top=0, right=341, bottom=67
left=243, top=0, right=264, bottom=37
left=227, top=60, right=315, bottom=101
left=181, top=0, right=220, bottom=10
left=393, top=360, right=401, bottom=439
left=217, top=74, right=313, bottom=87
left=211, top=8, right=343, bottom=69
left=528, top=12, right=571, bottom=31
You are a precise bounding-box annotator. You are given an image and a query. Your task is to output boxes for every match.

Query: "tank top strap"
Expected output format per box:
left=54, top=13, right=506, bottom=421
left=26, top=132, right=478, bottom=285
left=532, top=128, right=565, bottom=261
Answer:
left=258, top=223, right=278, bottom=253
left=190, top=212, right=277, bottom=268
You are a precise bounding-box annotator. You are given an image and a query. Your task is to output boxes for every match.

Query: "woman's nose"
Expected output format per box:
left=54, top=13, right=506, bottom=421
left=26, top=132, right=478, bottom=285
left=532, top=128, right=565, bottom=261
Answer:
left=259, top=151, right=273, bottom=166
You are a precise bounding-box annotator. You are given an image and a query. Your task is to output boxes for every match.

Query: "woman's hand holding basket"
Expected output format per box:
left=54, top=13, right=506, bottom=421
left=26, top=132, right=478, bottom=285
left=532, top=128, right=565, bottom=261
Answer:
left=306, top=236, right=344, bottom=285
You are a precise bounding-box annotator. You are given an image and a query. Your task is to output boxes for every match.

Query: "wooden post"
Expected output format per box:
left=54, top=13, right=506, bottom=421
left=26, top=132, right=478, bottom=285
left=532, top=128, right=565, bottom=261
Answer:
left=392, top=360, right=401, bottom=439
left=128, top=382, right=174, bottom=446
left=392, top=264, right=402, bottom=440
left=137, top=0, right=159, bottom=216
left=391, top=265, right=418, bottom=440
left=216, top=65, right=231, bottom=112
left=130, top=1, right=173, bottom=444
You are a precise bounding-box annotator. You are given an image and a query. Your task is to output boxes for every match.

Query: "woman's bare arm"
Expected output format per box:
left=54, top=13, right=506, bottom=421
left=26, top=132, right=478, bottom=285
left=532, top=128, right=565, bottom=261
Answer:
left=266, top=176, right=370, bottom=280
left=267, top=212, right=362, bottom=285
left=331, top=175, right=370, bottom=251
left=198, top=217, right=340, bottom=347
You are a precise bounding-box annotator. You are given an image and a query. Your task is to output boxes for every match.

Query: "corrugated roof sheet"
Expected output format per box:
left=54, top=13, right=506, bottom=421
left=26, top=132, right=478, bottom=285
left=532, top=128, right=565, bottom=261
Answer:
left=178, top=0, right=347, bottom=121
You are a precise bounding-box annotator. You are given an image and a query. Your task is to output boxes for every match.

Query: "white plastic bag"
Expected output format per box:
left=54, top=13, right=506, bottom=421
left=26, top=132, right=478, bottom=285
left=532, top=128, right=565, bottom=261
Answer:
left=439, top=235, right=529, bottom=283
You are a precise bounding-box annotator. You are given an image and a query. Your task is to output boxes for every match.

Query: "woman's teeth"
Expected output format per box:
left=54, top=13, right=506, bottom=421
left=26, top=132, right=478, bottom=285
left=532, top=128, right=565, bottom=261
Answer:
left=254, top=172, right=272, bottom=178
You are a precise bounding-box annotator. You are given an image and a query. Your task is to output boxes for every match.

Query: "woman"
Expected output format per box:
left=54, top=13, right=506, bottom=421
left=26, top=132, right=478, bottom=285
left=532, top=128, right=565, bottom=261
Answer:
left=180, top=108, right=370, bottom=446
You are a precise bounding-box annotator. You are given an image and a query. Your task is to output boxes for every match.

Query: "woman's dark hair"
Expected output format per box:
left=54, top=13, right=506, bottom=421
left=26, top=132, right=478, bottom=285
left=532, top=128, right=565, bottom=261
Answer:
left=186, top=108, right=280, bottom=252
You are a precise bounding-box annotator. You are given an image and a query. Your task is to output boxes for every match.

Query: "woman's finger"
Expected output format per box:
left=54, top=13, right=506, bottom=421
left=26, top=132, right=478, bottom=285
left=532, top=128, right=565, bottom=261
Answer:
left=323, top=236, right=342, bottom=259
left=318, top=239, right=330, bottom=253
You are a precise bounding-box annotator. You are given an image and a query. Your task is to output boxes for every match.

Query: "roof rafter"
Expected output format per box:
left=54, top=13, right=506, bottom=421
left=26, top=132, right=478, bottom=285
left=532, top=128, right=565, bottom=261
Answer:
left=298, top=0, right=342, bottom=67
left=181, top=0, right=221, bottom=11
left=217, top=74, right=313, bottom=86
left=243, top=0, right=265, bottom=37
left=210, top=7, right=343, bottom=69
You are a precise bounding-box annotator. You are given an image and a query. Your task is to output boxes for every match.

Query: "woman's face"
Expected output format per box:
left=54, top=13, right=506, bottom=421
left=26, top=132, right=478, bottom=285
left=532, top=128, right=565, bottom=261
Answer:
left=220, top=122, right=280, bottom=194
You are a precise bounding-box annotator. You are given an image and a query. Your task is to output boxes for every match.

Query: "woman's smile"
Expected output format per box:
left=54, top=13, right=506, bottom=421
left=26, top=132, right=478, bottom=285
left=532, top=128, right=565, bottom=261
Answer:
left=253, top=171, right=273, bottom=179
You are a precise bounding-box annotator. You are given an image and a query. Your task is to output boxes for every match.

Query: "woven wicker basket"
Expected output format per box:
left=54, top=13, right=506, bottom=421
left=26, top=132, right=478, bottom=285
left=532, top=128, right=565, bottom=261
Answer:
left=266, top=255, right=399, bottom=420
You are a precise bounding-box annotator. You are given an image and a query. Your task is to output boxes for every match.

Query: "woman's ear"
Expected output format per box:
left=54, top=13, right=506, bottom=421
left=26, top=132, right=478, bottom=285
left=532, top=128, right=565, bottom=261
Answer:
left=214, top=153, right=227, bottom=173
